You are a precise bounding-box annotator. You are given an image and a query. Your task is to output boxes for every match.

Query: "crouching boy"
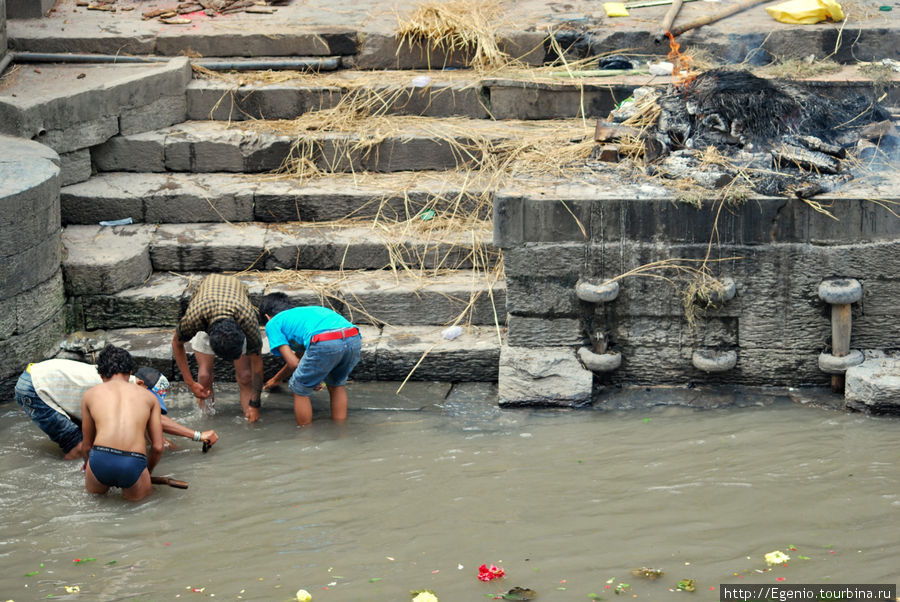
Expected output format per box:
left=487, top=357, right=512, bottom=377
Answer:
left=81, top=345, right=164, bottom=501
left=258, top=293, right=361, bottom=426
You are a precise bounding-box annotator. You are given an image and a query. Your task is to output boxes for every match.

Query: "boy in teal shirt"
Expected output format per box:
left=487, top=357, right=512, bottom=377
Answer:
left=258, top=293, right=361, bottom=426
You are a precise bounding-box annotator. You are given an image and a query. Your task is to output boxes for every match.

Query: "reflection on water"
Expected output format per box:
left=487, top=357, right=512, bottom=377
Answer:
left=1, top=384, right=898, bottom=601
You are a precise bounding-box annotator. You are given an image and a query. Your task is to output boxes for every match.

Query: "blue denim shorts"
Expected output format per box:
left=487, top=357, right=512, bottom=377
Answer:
left=15, top=370, right=83, bottom=454
left=288, top=334, right=361, bottom=396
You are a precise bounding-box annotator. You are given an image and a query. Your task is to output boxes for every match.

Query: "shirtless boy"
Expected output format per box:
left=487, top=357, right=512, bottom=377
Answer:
left=81, top=345, right=164, bottom=501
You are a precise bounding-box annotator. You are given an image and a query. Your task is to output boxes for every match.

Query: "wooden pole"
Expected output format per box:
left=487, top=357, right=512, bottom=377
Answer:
left=671, top=0, right=773, bottom=37
left=654, top=0, right=684, bottom=43
left=830, top=303, right=852, bottom=393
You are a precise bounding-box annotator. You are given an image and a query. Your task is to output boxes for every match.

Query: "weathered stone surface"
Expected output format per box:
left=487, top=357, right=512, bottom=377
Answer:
left=6, top=0, right=54, bottom=18
left=92, top=131, right=166, bottom=172
left=506, top=316, right=584, bottom=347
left=0, top=152, right=60, bottom=263
left=62, top=224, right=155, bottom=295
left=0, top=309, right=66, bottom=390
left=187, top=80, right=342, bottom=121
left=505, top=275, right=580, bottom=316
left=119, top=94, right=187, bottom=136
left=265, top=223, right=494, bottom=271
left=495, top=177, right=900, bottom=248
left=375, top=325, right=501, bottom=381
left=80, top=272, right=188, bottom=330
left=498, top=345, right=593, bottom=406
left=845, top=351, right=900, bottom=415
left=59, top=149, right=92, bottom=186
left=61, top=172, right=256, bottom=224
left=488, top=78, right=630, bottom=120
left=0, top=233, right=61, bottom=301
left=155, top=30, right=356, bottom=58
left=150, top=223, right=267, bottom=272
left=15, top=270, right=66, bottom=335
left=338, top=270, right=505, bottom=327
left=37, top=114, right=119, bottom=154
left=104, top=326, right=177, bottom=376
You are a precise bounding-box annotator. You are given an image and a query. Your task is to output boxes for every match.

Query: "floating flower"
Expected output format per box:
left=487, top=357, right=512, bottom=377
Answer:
left=65, top=585, right=80, bottom=593
left=477, top=564, right=506, bottom=582
left=411, top=591, right=439, bottom=602
left=296, top=589, right=312, bottom=602
left=765, top=550, right=790, bottom=566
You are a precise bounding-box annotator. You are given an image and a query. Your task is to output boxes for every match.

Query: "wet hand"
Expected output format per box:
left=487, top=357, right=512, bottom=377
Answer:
left=189, top=381, right=211, bottom=399
left=201, top=430, right=218, bottom=448
left=263, top=377, right=282, bottom=391
left=245, top=406, right=260, bottom=423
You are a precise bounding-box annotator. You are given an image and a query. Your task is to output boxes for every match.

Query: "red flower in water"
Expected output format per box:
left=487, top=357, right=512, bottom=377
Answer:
left=477, top=564, right=505, bottom=582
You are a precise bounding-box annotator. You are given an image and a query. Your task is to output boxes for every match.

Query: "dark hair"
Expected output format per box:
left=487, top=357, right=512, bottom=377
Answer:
left=97, top=344, right=136, bottom=379
left=258, top=292, right=295, bottom=325
left=134, top=366, right=162, bottom=389
left=208, top=318, right=246, bottom=361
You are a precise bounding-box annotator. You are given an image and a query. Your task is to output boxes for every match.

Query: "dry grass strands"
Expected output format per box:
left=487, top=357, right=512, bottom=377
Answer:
left=396, top=0, right=512, bottom=70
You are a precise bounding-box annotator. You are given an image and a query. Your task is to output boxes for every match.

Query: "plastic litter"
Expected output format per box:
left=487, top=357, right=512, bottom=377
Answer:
left=765, top=0, right=843, bottom=23
left=603, top=2, right=629, bottom=16
left=98, top=217, right=133, bottom=226
left=648, top=61, right=674, bottom=76
left=441, top=325, right=464, bottom=340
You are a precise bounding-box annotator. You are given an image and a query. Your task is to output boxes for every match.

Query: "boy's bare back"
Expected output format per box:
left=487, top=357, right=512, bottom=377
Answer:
left=82, top=380, right=160, bottom=455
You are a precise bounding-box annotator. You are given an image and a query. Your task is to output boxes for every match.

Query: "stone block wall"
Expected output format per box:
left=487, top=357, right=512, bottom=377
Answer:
left=494, top=182, right=900, bottom=406
left=0, top=136, right=66, bottom=397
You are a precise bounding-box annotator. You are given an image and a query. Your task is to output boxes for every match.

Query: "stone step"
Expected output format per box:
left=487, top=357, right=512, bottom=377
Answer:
left=72, top=269, right=506, bottom=331
left=91, top=117, right=593, bottom=174
left=62, top=222, right=497, bottom=293
left=104, top=324, right=503, bottom=384
left=60, top=171, right=492, bottom=225
left=187, top=66, right=899, bottom=122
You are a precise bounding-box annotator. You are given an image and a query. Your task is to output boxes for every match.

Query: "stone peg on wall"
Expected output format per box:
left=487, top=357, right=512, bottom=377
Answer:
left=575, top=279, right=621, bottom=372
left=575, top=278, right=620, bottom=304
left=817, top=278, right=864, bottom=392
left=692, top=349, right=738, bottom=373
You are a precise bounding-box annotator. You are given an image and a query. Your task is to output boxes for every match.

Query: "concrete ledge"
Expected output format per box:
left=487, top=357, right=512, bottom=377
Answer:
left=187, top=75, right=489, bottom=121
left=73, top=269, right=506, bottom=330
left=5, top=0, right=53, bottom=19
left=91, top=118, right=589, bottom=174
left=61, top=171, right=493, bottom=225
left=0, top=58, right=191, bottom=147
left=494, top=176, right=900, bottom=247
left=102, top=323, right=503, bottom=384
left=62, top=224, right=155, bottom=295
left=60, top=220, right=495, bottom=277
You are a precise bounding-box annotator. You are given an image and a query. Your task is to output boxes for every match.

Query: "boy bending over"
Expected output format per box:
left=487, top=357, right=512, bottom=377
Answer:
left=258, top=293, right=362, bottom=426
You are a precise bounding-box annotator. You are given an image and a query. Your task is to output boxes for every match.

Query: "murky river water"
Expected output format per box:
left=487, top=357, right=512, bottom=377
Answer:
left=1, top=383, right=898, bottom=601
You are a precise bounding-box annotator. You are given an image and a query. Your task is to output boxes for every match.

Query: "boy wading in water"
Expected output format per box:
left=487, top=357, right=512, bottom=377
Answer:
left=81, top=345, right=164, bottom=501
left=258, top=293, right=362, bottom=426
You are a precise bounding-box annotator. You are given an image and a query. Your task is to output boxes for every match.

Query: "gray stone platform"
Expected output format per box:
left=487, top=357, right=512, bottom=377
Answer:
left=6, top=0, right=898, bottom=68
left=186, top=66, right=899, bottom=123
left=62, top=221, right=496, bottom=277
left=67, top=269, right=505, bottom=331
left=60, top=171, right=493, bottom=225
left=91, top=118, right=591, bottom=174
left=102, top=323, right=502, bottom=383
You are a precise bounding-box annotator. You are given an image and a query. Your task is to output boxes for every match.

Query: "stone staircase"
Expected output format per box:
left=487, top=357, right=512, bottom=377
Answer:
left=2, top=1, right=898, bottom=404
left=52, top=64, right=632, bottom=385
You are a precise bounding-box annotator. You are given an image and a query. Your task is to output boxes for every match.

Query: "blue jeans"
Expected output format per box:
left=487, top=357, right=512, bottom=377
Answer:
left=289, top=335, right=361, bottom=396
left=14, top=370, right=83, bottom=454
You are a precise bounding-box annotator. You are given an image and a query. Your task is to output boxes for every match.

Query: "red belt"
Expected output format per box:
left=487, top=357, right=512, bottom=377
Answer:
left=310, top=327, right=359, bottom=343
